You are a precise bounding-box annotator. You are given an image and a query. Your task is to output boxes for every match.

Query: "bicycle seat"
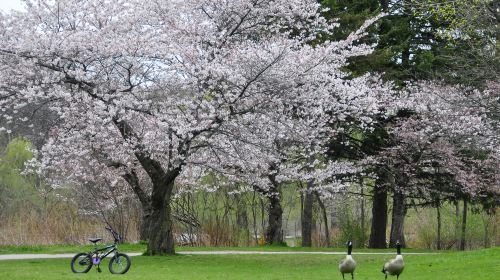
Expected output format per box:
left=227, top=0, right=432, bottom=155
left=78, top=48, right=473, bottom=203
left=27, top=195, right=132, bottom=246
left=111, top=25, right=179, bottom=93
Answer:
left=89, top=238, right=102, bottom=243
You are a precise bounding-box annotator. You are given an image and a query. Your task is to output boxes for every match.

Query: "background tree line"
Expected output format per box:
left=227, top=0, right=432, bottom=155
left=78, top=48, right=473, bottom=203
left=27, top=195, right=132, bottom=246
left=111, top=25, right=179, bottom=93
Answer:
left=0, top=0, right=497, bottom=254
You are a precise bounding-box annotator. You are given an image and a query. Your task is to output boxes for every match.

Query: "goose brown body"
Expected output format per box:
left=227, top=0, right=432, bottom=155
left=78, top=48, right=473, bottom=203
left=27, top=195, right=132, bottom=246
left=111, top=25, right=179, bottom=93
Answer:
left=382, top=242, right=404, bottom=279
left=339, top=241, right=356, bottom=279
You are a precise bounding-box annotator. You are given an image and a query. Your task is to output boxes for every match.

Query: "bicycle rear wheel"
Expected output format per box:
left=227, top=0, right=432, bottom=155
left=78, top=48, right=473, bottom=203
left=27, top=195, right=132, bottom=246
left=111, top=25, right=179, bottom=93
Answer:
left=109, top=253, right=131, bottom=274
left=70, top=253, right=93, bottom=273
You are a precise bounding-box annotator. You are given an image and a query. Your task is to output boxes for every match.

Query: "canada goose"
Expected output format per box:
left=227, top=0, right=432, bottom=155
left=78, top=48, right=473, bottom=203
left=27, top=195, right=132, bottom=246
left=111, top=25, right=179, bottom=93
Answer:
left=339, top=241, right=356, bottom=280
left=382, top=241, right=404, bottom=279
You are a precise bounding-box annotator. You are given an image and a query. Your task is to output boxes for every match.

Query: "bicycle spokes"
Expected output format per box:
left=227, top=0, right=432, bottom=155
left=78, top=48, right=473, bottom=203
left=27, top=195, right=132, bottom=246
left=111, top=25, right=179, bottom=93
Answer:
left=113, top=256, right=125, bottom=269
left=109, top=253, right=131, bottom=274
left=71, top=253, right=93, bottom=273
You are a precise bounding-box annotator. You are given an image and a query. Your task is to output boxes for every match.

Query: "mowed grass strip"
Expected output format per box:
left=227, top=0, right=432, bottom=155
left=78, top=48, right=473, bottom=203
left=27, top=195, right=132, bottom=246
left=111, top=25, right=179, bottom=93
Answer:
left=0, top=247, right=498, bottom=280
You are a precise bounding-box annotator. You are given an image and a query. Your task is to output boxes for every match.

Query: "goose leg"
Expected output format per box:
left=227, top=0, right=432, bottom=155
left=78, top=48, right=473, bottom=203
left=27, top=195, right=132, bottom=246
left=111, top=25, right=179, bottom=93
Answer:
left=351, top=272, right=354, bottom=280
left=397, top=275, right=399, bottom=280
left=342, top=273, right=345, bottom=280
left=385, top=274, right=387, bottom=280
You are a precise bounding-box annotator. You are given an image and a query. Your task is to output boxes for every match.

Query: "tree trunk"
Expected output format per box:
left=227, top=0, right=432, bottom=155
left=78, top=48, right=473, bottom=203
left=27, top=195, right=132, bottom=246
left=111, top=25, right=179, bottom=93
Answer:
left=360, top=182, right=366, bottom=246
left=315, top=192, right=331, bottom=247
left=455, top=201, right=460, bottom=249
left=494, top=215, right=498, bottom=247
left=436, top=201, right=442, bottom=250
left=301, top=180, right=314, bottom=247
left=402, top=47, right=410, bottom=68
left=260, top=197, right=266, bottom=241
left=369, top=184, right=388, bottom=249
left=146, top=177, right=177, bottom=255
left=114, top=119, right=181, bottom=255
left=265, top=192, right=283, bottom=245
left=147, top=199, right=174, bottom=255
left=460, top=199, right=468, bottom=251
left=389, top=190, right=406, bottom=248
left=251, top=191, right=259, bottom=244
left=380, top=0, right=389, bottom=11
left=257, top=172, right=284, bottom=246
left=140, top=205, right=153, bottom=241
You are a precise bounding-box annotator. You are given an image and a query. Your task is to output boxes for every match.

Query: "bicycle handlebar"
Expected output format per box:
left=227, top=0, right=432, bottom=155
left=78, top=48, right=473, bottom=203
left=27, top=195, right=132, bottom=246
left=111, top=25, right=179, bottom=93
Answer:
left=105, top=226, right=122, bottom=243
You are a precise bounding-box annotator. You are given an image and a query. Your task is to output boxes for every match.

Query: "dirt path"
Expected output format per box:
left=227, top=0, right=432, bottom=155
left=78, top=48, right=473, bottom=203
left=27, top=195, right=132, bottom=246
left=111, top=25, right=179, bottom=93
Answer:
left=0, top=251, right=438, bottom=260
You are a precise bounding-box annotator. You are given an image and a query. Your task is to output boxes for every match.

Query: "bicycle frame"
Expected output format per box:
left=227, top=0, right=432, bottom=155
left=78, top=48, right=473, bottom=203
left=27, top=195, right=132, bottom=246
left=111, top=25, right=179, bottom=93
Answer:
left=90, top=244, right=118, bottom=260
left=89, top=226, right=122, bottom=262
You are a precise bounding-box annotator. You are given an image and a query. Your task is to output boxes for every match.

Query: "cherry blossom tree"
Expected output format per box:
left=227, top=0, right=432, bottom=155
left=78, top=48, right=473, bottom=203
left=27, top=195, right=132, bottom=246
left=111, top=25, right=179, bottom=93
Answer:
left=361, top=81, right=499, bottom=247
left=191, top=72, right=391, bottom=245
left=0, top=0, right=387, bottom=254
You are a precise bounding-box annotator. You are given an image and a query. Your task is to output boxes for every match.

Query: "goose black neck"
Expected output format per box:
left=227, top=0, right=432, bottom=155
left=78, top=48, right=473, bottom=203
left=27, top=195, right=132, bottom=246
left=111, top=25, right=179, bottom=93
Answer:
left=396, top=244, right=401, bottom=255
left=347, top=244, right=352, bottom=255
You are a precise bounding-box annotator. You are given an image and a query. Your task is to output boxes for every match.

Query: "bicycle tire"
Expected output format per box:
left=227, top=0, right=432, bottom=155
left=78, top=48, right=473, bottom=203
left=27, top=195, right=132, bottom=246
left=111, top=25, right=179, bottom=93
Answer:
left=70, top=252, right=93, bottom=273
left=108, top=253, right=131, bottom=274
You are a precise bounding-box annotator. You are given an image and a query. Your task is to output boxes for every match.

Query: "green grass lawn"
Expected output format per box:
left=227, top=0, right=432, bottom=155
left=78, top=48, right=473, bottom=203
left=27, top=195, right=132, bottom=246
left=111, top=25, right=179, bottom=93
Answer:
left=0, top=247, right=498, bottom=279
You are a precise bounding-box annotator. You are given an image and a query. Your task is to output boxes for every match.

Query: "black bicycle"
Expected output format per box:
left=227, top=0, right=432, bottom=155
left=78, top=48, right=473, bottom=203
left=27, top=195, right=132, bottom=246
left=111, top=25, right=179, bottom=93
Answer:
left=70, top=226, right=131, bottom=274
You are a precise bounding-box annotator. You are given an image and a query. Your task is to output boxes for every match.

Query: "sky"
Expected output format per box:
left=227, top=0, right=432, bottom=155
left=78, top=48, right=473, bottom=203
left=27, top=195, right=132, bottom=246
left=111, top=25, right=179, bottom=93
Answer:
left=0, top=0, right=25, bottom=12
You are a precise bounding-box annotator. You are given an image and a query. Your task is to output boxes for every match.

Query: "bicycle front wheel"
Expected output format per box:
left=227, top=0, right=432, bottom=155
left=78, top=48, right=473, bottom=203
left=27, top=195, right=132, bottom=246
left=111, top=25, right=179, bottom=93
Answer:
left=109, top=253, right=131, bottom=274
left=70, top=253, right=93, bottom=273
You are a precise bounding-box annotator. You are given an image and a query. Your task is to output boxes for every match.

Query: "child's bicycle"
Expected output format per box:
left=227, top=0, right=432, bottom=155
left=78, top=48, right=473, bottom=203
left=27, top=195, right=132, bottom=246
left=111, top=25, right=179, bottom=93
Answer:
left=70, top=226, right=131, bottom=274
